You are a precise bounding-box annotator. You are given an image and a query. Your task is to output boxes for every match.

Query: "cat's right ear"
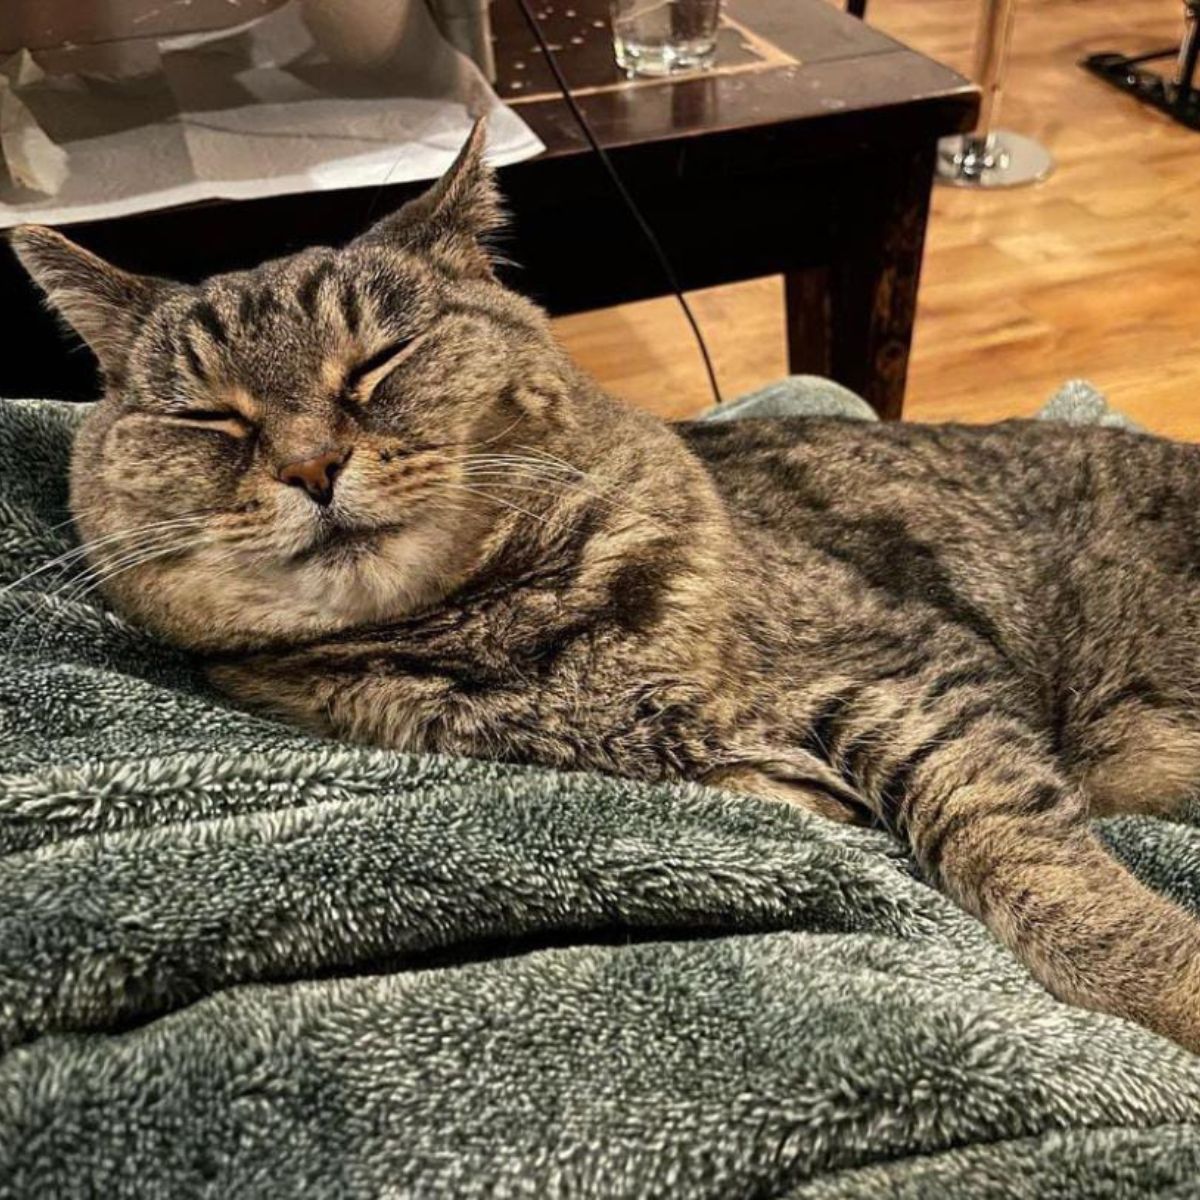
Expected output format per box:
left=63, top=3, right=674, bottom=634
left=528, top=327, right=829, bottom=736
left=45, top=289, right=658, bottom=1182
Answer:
left=9, top=225, right=172, bottom=381
left=356, top=117, right=502, bottom=277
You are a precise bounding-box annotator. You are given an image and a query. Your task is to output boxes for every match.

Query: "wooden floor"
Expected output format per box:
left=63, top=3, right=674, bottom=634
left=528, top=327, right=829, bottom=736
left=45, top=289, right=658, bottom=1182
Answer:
left=551, top=0, right=1200, bottom=439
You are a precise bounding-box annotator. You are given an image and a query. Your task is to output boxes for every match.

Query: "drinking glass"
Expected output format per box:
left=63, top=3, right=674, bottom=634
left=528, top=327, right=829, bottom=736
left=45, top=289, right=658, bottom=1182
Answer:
left=611, top=0, right=722, bottom=78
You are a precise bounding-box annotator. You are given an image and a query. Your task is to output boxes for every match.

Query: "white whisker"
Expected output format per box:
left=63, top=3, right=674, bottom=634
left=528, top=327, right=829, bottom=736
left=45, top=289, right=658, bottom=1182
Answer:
left=423, top=481, right=555, bottom=527
left=1, top=514, right=208, bottom=598
left=6, top=524, right=210, bottom=660
left=24, top=534, right=211, bottom=661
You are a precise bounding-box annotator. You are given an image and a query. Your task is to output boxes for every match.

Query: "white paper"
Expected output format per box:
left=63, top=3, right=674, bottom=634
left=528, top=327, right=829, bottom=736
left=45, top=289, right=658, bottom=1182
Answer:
left=0, top=0, right=543, bottom=228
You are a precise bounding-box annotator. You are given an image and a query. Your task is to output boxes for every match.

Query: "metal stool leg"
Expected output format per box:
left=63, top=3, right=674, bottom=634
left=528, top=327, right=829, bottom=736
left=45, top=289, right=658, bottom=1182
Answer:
left=1177, top=0, right=1200, bottom=106
left=936, top=0, right=1054, bottom=189
left=1080, top=1, right=1200, bottom=131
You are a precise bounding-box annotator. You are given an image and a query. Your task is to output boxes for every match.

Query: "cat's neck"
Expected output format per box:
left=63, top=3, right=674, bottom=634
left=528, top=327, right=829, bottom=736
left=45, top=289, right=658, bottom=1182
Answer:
left=411, top=377, right=745, bottom=654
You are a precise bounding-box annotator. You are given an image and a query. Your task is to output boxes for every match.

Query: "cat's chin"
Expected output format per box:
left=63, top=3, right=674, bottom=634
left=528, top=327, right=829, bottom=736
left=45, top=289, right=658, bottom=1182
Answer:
left=133, top=522, right=460, bottom=652
left=292, top=519, right=411, bottom=565
left=280, top=521, right=458, bottom=631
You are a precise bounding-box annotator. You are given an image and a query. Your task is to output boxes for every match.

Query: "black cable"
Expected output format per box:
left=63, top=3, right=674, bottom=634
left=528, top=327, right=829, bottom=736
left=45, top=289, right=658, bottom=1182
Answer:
left=510, top=0, right=723, bottom=406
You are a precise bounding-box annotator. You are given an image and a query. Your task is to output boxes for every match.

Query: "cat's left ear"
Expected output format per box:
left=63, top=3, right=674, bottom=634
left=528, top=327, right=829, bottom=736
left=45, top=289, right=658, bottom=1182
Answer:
left=9, top=225, right=173, bottom=382
left=358, top=117, right=503, bottom=276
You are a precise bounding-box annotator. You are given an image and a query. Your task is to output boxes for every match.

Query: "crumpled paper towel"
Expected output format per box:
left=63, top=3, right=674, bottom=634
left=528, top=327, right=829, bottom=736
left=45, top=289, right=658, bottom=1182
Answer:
left=0, top=0, right=541, bottom=228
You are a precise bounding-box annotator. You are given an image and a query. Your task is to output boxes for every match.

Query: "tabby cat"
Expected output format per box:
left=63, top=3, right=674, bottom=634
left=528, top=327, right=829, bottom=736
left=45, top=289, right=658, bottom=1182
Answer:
left=13, top=122, right=1200, bottom=1052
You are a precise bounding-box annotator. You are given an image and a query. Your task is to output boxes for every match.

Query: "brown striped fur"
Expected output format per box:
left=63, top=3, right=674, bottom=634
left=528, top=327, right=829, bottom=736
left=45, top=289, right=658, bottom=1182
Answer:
left=13, top=122, right=1200, bottom=1053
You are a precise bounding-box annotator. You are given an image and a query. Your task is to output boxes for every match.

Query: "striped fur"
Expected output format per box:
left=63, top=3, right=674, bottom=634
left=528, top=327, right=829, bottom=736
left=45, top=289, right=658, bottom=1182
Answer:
left=13, top=122, right=1200, bottom=1053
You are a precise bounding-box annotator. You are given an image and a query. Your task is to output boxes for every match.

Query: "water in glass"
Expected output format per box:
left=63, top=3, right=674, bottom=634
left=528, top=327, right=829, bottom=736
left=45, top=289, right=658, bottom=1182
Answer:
left=611, top=0, right=721, bottom=77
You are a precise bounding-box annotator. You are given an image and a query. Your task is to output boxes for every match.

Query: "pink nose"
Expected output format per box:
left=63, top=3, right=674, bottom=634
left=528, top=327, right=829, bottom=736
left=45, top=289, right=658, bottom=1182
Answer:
left=277, top=448, right=350, bottom=507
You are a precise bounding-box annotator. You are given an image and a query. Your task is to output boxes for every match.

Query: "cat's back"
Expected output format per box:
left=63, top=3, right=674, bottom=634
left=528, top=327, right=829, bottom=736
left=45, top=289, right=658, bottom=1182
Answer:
left=677, top=413, right=1200, bottom=693
left=678, top=415, right=1200, bottom=561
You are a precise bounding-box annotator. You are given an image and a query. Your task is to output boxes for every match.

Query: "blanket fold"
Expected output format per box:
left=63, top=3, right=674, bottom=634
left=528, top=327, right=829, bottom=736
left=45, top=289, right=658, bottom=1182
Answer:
left=3, top=390, right=1200, bottom=1198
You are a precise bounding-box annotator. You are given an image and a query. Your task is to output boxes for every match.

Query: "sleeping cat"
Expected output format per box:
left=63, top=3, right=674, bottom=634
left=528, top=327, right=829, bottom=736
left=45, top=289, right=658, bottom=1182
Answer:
left=13, top=121, right=1200, bottom=1053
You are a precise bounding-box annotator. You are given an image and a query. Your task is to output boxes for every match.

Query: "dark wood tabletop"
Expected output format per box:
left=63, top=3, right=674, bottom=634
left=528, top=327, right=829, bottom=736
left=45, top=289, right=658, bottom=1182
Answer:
left=0, top=0, right=978, bottom=414
left=496, top=0, right=973, bottom=156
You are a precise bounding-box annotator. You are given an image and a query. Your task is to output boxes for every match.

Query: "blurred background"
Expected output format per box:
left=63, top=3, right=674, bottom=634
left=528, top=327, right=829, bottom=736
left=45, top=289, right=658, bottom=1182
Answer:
left=2, top=0, right=1196, bottom=437
left=556, top=0, right=1200, bottom=437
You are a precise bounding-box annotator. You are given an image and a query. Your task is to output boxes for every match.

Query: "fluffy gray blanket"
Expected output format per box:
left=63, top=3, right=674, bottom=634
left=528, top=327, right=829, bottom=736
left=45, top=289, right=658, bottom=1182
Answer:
left=3, top=382, right=1200, bottom=1198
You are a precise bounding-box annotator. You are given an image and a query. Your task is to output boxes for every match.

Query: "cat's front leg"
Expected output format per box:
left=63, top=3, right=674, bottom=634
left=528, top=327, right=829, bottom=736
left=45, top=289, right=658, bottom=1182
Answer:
left=701, top=763, right=870, bottom=824
left=208, top=659, right=430, bottom=747
left=209, top=654, right=599, bottom=770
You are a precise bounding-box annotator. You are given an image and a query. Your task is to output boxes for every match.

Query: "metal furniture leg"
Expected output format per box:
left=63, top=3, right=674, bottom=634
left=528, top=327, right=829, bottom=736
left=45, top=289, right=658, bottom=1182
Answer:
left=1080, top=2, right=1200, bottom=132
left=936, top=0, right=1054, bottom=188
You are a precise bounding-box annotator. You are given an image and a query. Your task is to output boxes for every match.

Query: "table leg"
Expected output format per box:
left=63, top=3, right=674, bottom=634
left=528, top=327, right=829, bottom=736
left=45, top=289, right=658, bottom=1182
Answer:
left=784, top=143, right=937, bottom=421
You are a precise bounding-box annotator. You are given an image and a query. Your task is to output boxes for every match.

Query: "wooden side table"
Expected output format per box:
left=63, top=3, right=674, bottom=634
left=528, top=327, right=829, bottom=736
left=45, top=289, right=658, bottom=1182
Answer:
left=0, top=0, right=977, bottom=416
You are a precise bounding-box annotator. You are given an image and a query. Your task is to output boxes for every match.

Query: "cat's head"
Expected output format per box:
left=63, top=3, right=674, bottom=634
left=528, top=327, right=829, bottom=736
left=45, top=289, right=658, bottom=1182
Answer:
left=12, top=121, right=579, bottom=651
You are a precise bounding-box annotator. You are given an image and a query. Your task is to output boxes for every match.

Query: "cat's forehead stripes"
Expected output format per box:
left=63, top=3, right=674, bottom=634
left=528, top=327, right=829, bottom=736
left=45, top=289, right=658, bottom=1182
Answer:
left=167, top=257, right=418, bottom=411
left=211, top=254, right=417, bottom=349
left=295, top=259, right=337, bottom=318
left=188, top=299, right=229, bottom=347
left=149, top=239, right=514, bottom=420
left=341, top=281, right=362, bottom=336
left=237, top=287, right=282, bottom=327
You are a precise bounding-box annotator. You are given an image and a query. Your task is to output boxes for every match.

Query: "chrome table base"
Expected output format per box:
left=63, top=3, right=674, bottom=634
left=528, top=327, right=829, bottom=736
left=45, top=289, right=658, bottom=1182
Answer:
left=936, top=130, right=1054, bottom=189
left=937, top=0, right=1055, bottom=190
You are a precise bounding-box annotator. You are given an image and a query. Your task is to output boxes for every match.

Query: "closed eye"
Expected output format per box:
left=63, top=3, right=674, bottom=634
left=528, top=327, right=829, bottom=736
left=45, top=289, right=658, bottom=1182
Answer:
left=345, top=332, right=426, bottom=401
left=176, top=409, right=243, bottom=422
left=347, top=340, right=412, bottom=387
left=163, top=409, right=255, bottom=436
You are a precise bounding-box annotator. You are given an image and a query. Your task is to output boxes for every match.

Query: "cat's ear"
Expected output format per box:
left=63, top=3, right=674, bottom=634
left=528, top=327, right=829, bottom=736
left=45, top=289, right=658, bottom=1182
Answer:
left=9, top=225, right=171, bottom=380
left=359, top=117, right=503, bottom=275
